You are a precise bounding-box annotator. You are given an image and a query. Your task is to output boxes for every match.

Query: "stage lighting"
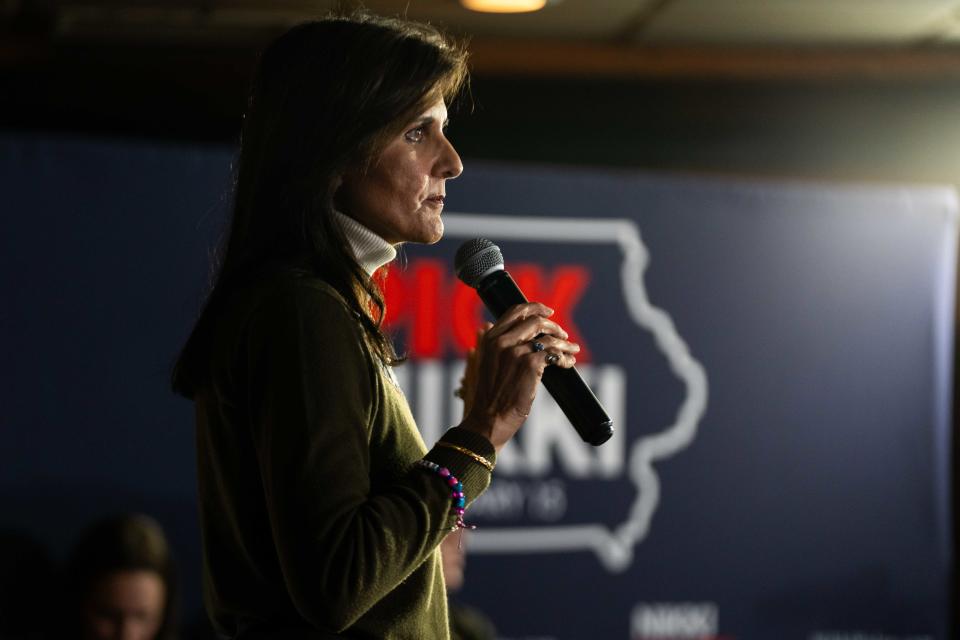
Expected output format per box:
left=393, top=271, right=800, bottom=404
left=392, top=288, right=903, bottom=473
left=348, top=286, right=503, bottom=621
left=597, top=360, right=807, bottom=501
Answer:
left=460, top=0, right=548, bottom=13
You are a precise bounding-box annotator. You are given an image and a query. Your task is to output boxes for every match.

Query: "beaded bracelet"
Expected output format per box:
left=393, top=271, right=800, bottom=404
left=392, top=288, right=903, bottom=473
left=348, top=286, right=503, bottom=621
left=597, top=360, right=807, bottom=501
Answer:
left=416, top=459, right=475, bottom=532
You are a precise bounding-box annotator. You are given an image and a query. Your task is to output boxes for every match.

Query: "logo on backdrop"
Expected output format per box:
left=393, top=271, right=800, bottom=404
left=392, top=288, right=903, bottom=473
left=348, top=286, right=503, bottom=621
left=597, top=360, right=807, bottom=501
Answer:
left=631, top=602, right=727, bottom=640
left=385, top=214, right=708, bottom=572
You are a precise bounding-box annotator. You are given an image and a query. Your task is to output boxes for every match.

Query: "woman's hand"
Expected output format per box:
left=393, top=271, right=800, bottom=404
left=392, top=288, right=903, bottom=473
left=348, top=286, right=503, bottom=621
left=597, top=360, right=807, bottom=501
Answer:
left=458, top=323, right=492, bottom=421
left=458, top=302, right=580, bottom=452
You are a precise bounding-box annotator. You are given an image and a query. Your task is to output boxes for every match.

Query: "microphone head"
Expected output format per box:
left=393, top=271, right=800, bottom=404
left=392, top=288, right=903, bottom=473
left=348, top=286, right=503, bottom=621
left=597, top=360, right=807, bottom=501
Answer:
left=455, top=238, right=505, bottom=288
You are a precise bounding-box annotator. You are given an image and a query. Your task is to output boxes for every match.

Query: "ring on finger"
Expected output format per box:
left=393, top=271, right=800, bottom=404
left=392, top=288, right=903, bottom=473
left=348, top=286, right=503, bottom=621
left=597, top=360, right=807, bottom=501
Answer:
left=531, top=341, right=545, bottom=353
left=545, top=353, right=560, bottom=365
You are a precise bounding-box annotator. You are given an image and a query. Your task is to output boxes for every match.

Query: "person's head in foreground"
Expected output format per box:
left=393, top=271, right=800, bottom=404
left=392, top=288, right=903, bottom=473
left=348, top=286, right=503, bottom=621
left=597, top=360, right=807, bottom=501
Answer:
left=64, top=514, right=177, bottom=640
left=174, top=12, right=468, bottom=397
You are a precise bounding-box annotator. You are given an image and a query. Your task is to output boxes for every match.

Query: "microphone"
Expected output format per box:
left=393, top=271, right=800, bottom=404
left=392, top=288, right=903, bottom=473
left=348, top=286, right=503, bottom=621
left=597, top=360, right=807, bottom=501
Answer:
left=454, top=238, right=614, bottom=446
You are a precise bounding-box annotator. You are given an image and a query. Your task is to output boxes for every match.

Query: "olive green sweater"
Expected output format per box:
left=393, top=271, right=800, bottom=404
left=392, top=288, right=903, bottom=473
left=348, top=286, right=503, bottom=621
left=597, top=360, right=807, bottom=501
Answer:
left=194, top=268, right=495, bottom=638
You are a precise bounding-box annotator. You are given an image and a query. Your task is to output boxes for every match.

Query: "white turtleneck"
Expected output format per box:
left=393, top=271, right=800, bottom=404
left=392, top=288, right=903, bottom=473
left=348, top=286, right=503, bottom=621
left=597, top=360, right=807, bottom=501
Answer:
left=333, top=210, right=397, bottom=276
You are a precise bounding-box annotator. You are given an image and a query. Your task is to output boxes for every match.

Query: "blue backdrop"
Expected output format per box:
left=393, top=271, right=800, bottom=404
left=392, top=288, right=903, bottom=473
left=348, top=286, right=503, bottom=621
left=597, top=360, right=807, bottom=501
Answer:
left=1, top=132, right=954, bottom=639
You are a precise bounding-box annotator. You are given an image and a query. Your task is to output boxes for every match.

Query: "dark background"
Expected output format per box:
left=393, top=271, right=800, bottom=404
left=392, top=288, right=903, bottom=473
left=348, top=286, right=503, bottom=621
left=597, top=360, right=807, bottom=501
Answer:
left=2, top=136, right=954, bottom=639
left=4, top=5, right=960, bottom=639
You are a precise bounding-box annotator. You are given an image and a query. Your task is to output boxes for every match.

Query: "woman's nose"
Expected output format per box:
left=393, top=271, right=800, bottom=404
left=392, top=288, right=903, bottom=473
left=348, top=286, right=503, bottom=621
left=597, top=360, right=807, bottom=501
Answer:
left=436, top=136, right=463, bottom=179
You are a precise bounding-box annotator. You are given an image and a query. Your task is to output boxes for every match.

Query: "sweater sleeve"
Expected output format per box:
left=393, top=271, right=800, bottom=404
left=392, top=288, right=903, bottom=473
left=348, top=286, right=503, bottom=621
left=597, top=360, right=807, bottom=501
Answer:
left=244, top=281, right=494, bottom=632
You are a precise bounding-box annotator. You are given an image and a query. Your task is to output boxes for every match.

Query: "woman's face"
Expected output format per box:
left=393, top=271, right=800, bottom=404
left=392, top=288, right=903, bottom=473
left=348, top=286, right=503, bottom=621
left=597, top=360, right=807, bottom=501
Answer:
left=81, top=570, right=165, bottom=640
left=337, top=98, right=463, bottom=245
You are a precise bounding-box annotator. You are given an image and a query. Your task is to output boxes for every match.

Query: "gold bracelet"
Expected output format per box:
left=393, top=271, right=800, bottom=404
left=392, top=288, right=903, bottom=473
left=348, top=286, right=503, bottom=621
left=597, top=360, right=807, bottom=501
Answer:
left=436, top=442, right=494, bottom=472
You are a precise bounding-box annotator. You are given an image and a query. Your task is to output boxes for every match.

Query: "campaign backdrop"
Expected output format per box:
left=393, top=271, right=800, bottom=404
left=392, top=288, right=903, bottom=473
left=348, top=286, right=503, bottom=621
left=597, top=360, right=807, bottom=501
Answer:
left=1, top=132, right=954, bottom=640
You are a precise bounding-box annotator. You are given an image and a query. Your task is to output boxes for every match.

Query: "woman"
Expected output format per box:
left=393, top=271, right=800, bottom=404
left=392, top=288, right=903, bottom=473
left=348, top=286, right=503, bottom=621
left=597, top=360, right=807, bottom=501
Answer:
left=172, top=13, right=579, bottom=639
left=62, top=514, right=178, bottom=640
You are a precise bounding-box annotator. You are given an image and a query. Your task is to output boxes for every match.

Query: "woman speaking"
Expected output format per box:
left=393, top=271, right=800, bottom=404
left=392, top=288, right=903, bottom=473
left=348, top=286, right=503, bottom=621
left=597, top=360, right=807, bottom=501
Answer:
left=173, top=13, right=579, bottom=639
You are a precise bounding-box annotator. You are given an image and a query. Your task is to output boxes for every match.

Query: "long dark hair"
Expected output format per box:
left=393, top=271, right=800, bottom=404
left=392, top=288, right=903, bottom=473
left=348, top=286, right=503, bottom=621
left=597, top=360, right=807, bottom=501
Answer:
left=173, top=12, right=469, bottom=398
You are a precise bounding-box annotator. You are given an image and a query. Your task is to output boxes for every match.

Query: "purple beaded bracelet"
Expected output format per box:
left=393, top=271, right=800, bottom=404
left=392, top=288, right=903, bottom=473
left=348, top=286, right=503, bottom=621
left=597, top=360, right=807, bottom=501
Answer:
left=416, top=459, right=474, bottom=531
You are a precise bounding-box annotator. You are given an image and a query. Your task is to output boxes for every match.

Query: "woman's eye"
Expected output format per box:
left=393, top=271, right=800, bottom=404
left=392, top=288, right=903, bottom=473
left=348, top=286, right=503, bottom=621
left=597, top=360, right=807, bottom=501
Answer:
left=404, top=127, right=424, bottom=143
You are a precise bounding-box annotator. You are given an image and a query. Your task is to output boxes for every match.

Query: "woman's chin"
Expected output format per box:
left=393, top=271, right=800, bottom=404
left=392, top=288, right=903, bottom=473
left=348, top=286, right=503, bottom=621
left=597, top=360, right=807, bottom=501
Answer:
left=417, top=219, right=444, bottom=245
left=427, top=222, right=444, bottom=244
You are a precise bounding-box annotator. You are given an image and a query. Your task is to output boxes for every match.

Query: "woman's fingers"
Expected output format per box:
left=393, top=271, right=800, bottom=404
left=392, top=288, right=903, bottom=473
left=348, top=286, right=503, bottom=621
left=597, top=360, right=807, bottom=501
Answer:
left=502, top=302, right=554, bottom=324
left=528, top=334, right=580, bottom=355
left=483, top=303, right=555, bottom=341
left=539, top=350, right=577, bottom=368
left=459, top=301, right=582, bottom=450
left=511, top=335, right=579, bottom=369
left=460, top=323, right=493, bottom=418
left=490, top=316, right=568, bottom=352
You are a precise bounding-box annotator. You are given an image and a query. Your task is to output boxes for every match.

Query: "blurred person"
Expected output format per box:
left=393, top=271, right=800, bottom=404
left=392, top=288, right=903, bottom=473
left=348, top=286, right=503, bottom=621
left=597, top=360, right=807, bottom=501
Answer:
left=440, top=532, right=496, bottom=640
left=62, top=514, right=178, bottom=640
left=172, top=10, right=580, bottom=640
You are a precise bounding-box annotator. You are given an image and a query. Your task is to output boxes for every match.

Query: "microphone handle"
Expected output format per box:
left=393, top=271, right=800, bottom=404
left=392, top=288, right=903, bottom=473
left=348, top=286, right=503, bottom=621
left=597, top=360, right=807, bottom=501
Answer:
left=476, top=271, right=614, bottom=446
